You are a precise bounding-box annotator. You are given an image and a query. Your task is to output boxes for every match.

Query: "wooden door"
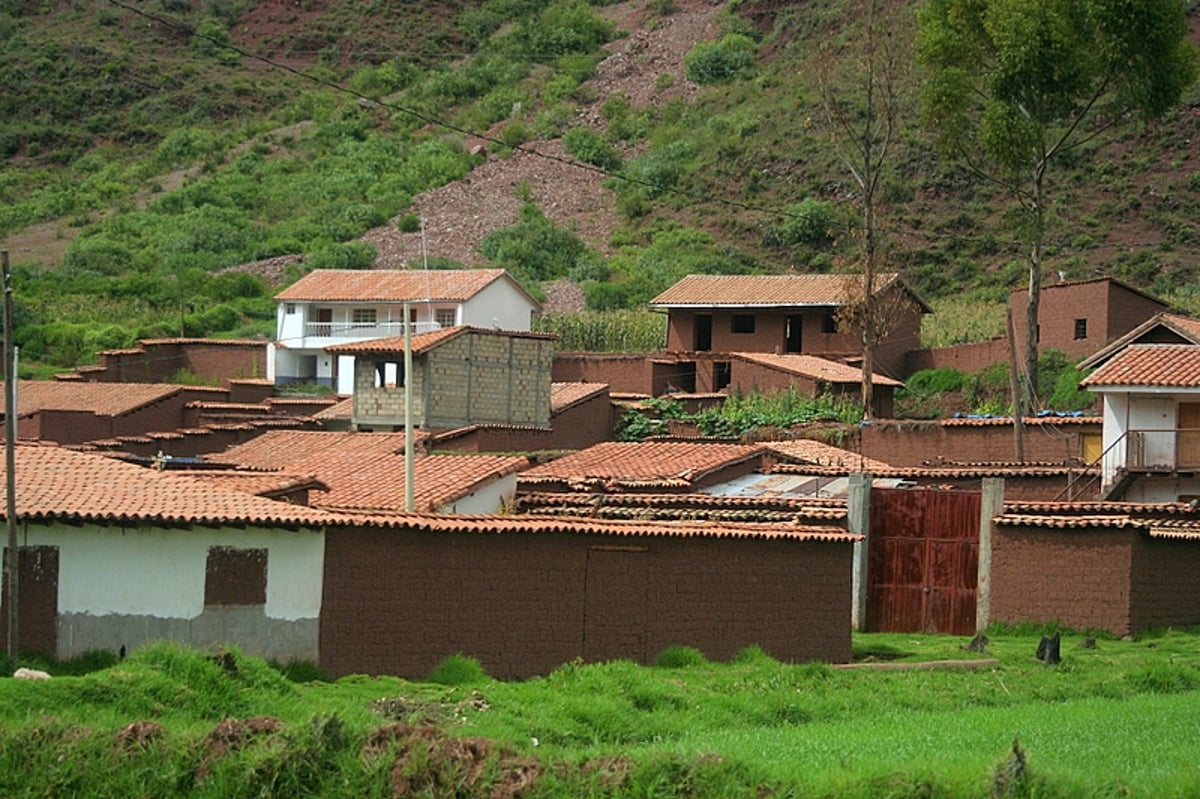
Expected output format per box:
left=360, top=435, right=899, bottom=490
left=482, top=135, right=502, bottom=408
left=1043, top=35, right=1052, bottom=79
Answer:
left=1, top=546, right=59, bottom=657
left=867, top=489, right=980, bottom=635
left=1178, top=403, right=1200, bottom=468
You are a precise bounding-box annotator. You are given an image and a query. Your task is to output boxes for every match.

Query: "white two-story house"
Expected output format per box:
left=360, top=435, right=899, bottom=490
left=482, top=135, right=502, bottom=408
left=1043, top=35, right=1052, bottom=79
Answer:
left=1081, top=343, right=1200, bottom=502
left=269, top=268, right=540, bottom=394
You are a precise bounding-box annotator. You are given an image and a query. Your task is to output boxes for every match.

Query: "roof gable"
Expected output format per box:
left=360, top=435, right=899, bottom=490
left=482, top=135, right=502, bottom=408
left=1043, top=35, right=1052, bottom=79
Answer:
left=518, top=440, right=765, bottom=489
left=274, top=268, right=540, bottom=309
left=731, top=353, right=903, bottom=386
left=1080, top=344, right=1200, bottom=389
left=1079, top=312, right=1200, bottom=370
left=3, top=381, right=184, bottom=417
left=648, top=273, right=930, bottom=311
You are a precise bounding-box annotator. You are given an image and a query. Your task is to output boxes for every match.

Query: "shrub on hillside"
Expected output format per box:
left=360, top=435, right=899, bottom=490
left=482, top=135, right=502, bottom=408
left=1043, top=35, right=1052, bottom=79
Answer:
left=684, top=34, right=757, bottom=84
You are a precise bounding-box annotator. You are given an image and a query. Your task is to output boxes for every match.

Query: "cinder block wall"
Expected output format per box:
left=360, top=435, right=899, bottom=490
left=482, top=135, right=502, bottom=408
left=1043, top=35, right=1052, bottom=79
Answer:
left=320, top=526, right=853, bottom=679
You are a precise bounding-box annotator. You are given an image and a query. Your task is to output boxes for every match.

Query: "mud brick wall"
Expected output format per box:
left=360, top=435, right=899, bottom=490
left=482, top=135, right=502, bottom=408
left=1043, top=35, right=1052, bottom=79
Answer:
left=436, top=392, right=615, bottom=453
left=904, top=339, right=1010, bottom=377
left=87, top=342, right=267, bottom=385
left=320, top=526, right=853, bottom=679
left=1130, top=537, right=1200, bottom=631
left=989, top=526, right=1133, bottom=635
left=858, top=419, right=1098, bottom=467
left=552, top=353, right=654, bottom=395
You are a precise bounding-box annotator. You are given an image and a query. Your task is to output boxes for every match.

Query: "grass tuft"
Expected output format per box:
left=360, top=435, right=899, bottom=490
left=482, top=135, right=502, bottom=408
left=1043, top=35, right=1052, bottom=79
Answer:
left=426, top=653, right=490, bottom=686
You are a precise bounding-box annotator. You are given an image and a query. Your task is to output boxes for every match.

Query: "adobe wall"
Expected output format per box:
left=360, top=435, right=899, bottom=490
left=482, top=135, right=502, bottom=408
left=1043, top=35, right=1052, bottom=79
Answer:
left=730, top=359, right=820, bottom=397
left=1130, top=537, right=1200, bottom=631
left=857, top=419, right=1098, bottom=467
left=905, top=339, right=1009, bottom=376
left=320, top=526, right=853, bottom=679
left=552, top=353, right=653, bottom=394
left=1012, top=281, right=1165, bottom=361
left=989, top=527, right=1133, bottom=635
left=87, top=341, right=267, bottom=386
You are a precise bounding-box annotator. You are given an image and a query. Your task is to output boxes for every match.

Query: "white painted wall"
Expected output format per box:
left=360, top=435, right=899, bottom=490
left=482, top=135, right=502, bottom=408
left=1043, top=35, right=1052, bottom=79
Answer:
left=444, top=474, right=517, bottom=514
left=462, top=279, right=536, bottom=330
left=22, top=523, right=324, bottom=622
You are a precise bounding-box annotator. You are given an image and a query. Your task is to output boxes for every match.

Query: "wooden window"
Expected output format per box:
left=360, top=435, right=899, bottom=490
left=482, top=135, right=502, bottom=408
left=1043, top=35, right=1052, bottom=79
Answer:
left=351, top=308, right=377, bottom=328
left=822, top=313, right=837, bottom=334
left=285, top=303, right=297, bottom=315
left=1074, top=318, right=1088, bottom=340
left=435, top=308, right=457, bottom=328
left=731, top=314, right=756, bottom=334
left=205, top=546, right=267, bottom=607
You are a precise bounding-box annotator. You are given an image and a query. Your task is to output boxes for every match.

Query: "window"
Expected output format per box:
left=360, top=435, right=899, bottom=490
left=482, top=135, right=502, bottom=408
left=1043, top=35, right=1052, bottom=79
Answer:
left=822, top=313, right=837, bottom=334
left=714, top=361, right=732, bottom=391
left=1074, top=318, right=1088, bottom=340
left=731, top=314, right=756, bottom=334
left=205, top=547, right=267, bottom=607
left=435, top=308, right=457, bottom=328
left=351, top=308, right=377, bottom=328
left=285, top=303, right=297, bottom=315
left=374, top=360, right=405, bottom=388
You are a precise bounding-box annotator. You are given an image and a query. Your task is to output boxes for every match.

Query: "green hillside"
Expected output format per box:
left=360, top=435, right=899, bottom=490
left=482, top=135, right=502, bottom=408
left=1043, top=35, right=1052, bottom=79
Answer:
left=1, top=0, right=1199, bottom=373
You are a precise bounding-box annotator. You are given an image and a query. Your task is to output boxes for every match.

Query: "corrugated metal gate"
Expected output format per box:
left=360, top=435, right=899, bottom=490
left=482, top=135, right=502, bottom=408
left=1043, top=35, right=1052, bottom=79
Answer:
left=867, top=488, right=980, bottom=634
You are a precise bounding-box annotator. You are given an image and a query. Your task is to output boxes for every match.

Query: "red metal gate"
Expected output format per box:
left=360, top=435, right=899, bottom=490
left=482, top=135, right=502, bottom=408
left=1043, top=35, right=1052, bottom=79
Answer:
left=867, top=488, right=980, bottom=634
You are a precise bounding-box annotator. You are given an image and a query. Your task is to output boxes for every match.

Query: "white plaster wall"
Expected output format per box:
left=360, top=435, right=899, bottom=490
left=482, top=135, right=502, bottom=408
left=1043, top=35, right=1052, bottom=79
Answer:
left=277, top=303, right=305, bottom=343
left=22, top=523, right=324, bottom=622
left=336, top=354, right=356, bottom=395
left=444, top=474, right=517, bottom=514
left=1101, top=393, right=1128, bottom=484
left=1128, top=396, right=1175, bottom=468
left=462, top=279, right=536, bottom=330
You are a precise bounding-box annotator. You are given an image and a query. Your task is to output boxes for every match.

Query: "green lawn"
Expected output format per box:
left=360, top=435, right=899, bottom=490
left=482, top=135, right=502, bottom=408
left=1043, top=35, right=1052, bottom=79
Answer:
left=2, top=630, right=1199, bottom=797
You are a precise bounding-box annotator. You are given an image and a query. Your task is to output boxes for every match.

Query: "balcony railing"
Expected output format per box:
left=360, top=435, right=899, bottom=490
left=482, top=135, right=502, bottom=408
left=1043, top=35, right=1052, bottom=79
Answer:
left=304, top=321, right=443, bottom=339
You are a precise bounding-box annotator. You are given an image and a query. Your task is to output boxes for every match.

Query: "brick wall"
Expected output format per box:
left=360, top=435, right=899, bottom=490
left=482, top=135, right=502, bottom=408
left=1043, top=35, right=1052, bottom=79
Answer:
left=552, top=354, right=654, bottom=394
left=905, top=339, right=1010, bottom=377
left=435, top=392, right=615, bottom=453
left=85, top=341, right=267, bottom=386
left=1130, top=537, right=1200, bottom=631
left=354, top=332, right=553, bottom=429
left=1011, top=280, right=1166, bottom=361
left=320, top=525, right=853, bottom=679
left=989, top=526, right=1133, bottom=634
left=858, top=419, right=1098, bottom=467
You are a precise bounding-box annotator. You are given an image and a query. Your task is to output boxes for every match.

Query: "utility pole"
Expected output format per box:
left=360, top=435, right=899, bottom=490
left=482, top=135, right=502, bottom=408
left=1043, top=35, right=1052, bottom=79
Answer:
left=1006, top=305, right=1026, bottom=463
left=4, top=250, right=18, bottom=660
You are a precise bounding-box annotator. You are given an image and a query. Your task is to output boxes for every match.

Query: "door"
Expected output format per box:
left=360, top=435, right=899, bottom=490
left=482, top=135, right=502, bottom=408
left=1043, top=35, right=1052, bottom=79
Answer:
left=315, top=308, right=333, bottom=337
left=694, top=314, right=712, bottom=351
left=867, top=488, right=980, bottom=634
left=785, top=315, right=803, bottom=353
left=582, top=546, right=647, bottom=663
left=1, top=546, right=59, bottom=657
left=1178, top=402, right=1200, bottom=468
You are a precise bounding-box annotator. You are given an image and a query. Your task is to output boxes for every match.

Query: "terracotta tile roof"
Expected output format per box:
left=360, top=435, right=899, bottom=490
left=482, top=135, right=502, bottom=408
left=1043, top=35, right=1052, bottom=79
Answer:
left=274, top=268, right=535, bottom=305
left=517, top=490, right=848, bottom=523
left=3, top=444, right=335, bottom=527
left=550, top=382, right=609, bottom=413
left=995, top=514, right=1143, bottom=529
left=312, top=452, right=529, bottom=512
left=769, top=463, right=1087, bottom=479
left=2, top=381, right=183, bottom=417
left=314, top=396, right=355, bottom=420
left=648, top=273, right=908, bottom=307
left=1003, top=500, right=1200, bottom=516
left=936, top=415, right=1099, bottom=427
left=518, top=441, right=765, bottom=489
left=213, top=430, right=420, bottom=470
left=339, top=511, right=860, bottom=542
left=1080, top=313, right=1200, bottom=369
left=1146, top=520, right=1200, bottom=539
left=135, top=338, right=267, bottom=346
left=730, top=352, right=903, bottom=387
left=328, top=326, right=555, bottom=355
left=183, top=470, right=328, bottom=498
left=763, top=439, right=892, bottom=471
left=1080, top=344, right=1200, bottom=388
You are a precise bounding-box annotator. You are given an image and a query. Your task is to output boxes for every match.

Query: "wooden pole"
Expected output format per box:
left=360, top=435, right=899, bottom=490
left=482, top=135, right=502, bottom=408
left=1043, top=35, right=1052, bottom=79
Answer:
left=1006, top=305, right=1026, bottom=463
left=4, top=251, right=17, bottom=661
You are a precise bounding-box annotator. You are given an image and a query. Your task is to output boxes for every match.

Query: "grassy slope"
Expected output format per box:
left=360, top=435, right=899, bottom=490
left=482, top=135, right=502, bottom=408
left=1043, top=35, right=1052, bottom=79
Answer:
left=2, top=631, right=1200, bottom=797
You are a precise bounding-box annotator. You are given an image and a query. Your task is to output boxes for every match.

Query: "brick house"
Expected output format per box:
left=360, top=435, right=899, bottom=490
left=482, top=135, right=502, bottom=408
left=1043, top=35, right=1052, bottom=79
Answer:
left=271, top=268, right=541, bottom=393
left=327, top=326, right=555, bottom=431
left=647, top=273, right=929, bottom=382
left=1010, top=277, right=1169, bottom=362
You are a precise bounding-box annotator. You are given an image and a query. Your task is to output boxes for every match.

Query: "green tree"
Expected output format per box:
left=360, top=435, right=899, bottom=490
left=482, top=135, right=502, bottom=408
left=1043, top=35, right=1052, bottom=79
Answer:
left=917, top=0, right=1197, bottom=411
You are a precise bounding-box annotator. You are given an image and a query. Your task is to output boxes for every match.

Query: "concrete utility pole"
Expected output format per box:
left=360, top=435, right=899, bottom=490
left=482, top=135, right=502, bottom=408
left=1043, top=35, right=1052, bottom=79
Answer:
left=4, top=250, right=18, bottom=660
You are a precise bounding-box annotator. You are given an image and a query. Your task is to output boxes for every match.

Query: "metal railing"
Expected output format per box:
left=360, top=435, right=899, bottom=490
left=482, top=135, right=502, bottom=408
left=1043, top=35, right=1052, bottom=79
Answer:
left=304, top=321, right=443, bottom=339
left=1058, top=427, right=1200, bottom=501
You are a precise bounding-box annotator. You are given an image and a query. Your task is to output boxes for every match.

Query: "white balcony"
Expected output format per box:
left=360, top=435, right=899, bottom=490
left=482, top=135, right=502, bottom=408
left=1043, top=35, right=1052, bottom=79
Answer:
left=302, top=320, right=443, bottom=343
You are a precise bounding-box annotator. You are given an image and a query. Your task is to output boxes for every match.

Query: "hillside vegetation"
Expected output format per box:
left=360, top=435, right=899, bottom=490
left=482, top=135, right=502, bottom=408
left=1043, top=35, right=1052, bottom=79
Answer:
left=2, top=0, right=1200, bottom=373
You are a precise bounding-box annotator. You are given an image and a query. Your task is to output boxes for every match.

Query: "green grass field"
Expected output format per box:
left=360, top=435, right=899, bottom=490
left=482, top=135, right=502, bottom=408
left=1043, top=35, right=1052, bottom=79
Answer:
left=1, top=630, right=1199, bottom=797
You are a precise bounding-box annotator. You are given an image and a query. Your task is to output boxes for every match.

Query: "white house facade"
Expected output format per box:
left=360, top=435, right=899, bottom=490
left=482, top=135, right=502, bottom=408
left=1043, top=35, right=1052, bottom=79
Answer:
left=270, top=268, right=540, bottom=394
left=1082, top=344, right=1200, bottom=502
